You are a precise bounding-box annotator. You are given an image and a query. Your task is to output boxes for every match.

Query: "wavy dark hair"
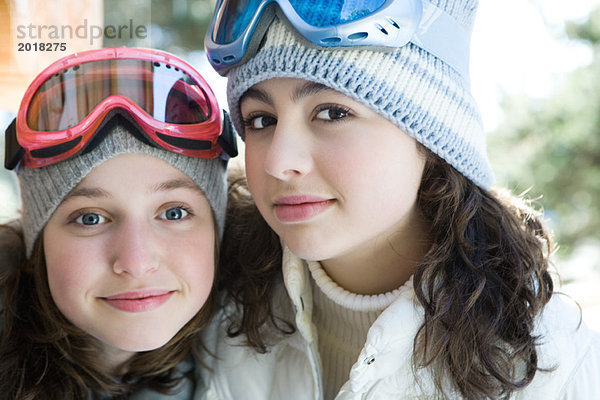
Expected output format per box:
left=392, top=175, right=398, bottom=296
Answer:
left=0, top=220, right=218, bottom=399
left=220, top=148, right=555, bottom=399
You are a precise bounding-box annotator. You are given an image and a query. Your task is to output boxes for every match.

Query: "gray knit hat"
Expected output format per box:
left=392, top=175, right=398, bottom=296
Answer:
left=226, top=0, right=494, bottom=189
left=17, top=123, right=228, bottom=258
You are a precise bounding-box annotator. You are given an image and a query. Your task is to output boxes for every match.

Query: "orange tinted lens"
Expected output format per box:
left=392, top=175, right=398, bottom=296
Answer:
left=26, top=59, right=211, bottom=131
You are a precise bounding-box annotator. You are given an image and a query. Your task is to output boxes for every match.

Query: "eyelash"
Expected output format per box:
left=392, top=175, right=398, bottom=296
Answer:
left=242, top=105, right=352, bottom=132
left=70, top=210, right=108, bottom=227
left=160, top=204, right=194, bottom=221
left=314, top=104, right=351, bottom=122
left=242, top=112, right=275, bottom=132
left=68, top=204, right=194, bottom=227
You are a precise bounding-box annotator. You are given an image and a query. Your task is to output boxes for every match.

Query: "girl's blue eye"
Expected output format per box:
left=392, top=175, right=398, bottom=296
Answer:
left=161, top=207, right=189, bottom=221
left=75, top=213, right=103, bottom=226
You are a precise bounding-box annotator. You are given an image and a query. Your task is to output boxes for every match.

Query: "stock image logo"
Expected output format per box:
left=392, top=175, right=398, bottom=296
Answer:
left=16, top=19, right=148, bottom=51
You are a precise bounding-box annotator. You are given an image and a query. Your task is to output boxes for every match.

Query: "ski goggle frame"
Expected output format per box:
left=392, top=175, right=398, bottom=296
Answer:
left=205, top=0, right=470, bottom=82
left=5, top=47, right=237, bottom=170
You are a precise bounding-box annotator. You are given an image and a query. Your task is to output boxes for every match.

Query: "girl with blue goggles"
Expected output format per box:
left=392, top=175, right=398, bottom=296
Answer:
left=202, top=0, right=600, bottom=399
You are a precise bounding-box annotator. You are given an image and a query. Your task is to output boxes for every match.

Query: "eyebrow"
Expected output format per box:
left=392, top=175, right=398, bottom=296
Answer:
left=152, top=178, right=204, bottom=195
left=62, top=178, right=203, bottom=203
left=291, top=82, right=332, bottom=102
left=62, top=187, right=112, bottom=202
left=240, top=81, right=334, bottom=106
left=241, top=86, right=273, bottom=106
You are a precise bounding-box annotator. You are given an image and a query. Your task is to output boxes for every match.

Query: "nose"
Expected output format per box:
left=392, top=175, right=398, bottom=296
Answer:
left=262, top=120, right=314, bottom=180
left=110, top=219, right=160, bottom=278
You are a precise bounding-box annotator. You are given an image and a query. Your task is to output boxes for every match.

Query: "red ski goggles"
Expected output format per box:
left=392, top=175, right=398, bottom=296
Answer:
left=5, top=47, right=237, bottom=170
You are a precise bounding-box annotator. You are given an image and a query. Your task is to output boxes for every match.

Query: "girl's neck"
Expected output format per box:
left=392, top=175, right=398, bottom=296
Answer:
left=320, top=206, right=430, bottom=295
left=98, top=344, right=135, bottom=376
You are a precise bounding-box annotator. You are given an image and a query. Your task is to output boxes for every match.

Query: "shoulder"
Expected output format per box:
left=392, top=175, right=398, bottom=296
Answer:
left=200, top=280, right=311, bottom=399
left=558, top=331, right=600, bottom=398
left=516, top=295, right=600, bottom=398
left=201, top=278, right=293, bottom=360
left=534, top=294, right=596, bottom=360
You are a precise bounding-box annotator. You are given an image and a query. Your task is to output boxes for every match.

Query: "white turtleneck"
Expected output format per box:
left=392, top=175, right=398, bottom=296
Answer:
left=307, top=260, right=413, bottom=399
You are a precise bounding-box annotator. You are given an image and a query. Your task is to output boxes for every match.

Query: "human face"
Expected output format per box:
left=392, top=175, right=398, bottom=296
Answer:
left=241, top=78, right=427, bottom=285
left=43, top=154, right=215, bottom=367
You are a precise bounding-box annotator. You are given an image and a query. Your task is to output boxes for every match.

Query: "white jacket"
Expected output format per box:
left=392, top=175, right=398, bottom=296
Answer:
left=201, top=246, right=600, bottom=399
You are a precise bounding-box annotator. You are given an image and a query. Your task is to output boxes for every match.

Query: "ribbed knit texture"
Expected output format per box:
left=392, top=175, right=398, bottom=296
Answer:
left=226, top=0, right=494, bottom=189
left=308, top=261, right=412, bottom=399
left=17, top=125, right=228, bottom=257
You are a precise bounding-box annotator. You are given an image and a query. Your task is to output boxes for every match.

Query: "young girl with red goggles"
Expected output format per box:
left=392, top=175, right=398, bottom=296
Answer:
left=0, top=47, right=234, bottom=399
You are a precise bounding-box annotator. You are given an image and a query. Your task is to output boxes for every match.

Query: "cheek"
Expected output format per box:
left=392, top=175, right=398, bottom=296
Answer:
left=244, top=146, right=268, bottom=204
left=44, top=233, right=100, bottom=314
left=331, top=140, right=424, bottom=212
left=244, top=144, right=261, bottom=183
left=171, top=229, right=216, bottom=298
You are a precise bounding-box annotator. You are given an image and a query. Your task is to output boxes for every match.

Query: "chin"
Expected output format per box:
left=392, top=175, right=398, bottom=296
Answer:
left=105, top=328, right=176, bottom=353
left=283, top=239, right=335, bottom=263
left=117, top=337, right=172, bottom=352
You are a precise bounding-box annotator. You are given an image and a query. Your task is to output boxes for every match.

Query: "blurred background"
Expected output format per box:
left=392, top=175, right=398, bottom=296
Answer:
left=1, top=0, right=599, bottom=329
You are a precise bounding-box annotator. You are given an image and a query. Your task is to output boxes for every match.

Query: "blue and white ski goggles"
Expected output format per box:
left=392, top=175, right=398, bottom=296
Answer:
left=205, top=0, right=471, bottom=82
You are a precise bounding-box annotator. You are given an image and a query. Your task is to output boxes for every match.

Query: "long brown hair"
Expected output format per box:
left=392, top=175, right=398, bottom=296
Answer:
left=220, top=149, right=555, bottom=399
left=0, top=221, right=218, bottom=399
left=413, top=150, right=554, bottom=399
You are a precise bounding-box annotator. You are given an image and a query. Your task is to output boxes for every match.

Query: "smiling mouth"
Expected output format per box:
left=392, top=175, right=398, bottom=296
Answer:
left=102, top=290, right=174, bottom=313
left=273, top=197, right=336, bottom=223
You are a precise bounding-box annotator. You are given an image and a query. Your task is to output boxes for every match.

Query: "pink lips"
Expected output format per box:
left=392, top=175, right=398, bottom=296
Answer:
left=102, top=290, right=174, bottom=312
left=274, top=195, right=335, bottom=223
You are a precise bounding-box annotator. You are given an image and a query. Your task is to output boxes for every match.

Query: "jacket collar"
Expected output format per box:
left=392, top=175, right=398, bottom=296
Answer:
left=281, top=244, right=436, bottom=397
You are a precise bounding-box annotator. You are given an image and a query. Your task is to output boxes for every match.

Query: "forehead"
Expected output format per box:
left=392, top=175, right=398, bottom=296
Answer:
left=63, top=154, right=202, bottom=200
left=240, top=78, right=340, bottom=105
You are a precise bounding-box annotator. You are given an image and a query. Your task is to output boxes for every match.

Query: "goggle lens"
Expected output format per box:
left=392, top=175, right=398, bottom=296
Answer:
left=289, top=0, right=386, bottom=27
left=27, top=59, right=211, bottom=132
left=215, top=0, right=262, bottom=44
left=214, top=0, right=386, bottom=44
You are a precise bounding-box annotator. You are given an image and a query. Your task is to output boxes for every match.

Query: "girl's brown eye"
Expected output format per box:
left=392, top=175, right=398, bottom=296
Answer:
left=243, top=114, right=277, bottom=129
left=315, top=106, right=350, bottom=121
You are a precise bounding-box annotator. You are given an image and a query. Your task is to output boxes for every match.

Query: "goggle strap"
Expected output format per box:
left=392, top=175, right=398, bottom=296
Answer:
left=218, top=110, right=239, bottom=159
left=79, top=112, right=154, bottom=157
left=156, top=132, right=213, bottom=151
left=413, top=0, right=470, bottom=85
left=31, top=136, right=82, bottom=159
left=4, top=118, right=23, bottom=170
